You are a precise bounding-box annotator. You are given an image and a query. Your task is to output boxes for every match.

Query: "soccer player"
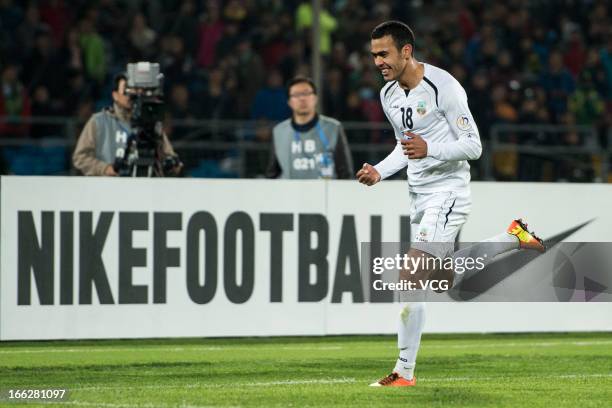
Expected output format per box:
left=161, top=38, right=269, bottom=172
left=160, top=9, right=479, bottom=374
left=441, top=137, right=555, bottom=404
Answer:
left=356, top=21, right=545, bottom=387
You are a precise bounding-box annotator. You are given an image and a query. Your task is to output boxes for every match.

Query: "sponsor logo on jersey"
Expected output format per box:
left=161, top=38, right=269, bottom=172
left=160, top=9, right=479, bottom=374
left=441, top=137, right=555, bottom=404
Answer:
left=417, top=100, right=427, bottom=115
left=456, top=115, right=472, bottom=131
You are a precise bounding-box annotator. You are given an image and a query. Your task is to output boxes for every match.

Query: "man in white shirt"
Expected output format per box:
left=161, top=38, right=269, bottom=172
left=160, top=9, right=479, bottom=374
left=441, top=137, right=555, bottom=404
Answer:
left=357, top=21, right=546, bottom=387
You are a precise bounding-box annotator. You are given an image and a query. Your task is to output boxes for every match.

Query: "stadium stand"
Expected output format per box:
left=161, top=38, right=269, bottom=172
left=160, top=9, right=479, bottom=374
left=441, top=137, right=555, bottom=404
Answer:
left=0, top=0, right=610, bottom=180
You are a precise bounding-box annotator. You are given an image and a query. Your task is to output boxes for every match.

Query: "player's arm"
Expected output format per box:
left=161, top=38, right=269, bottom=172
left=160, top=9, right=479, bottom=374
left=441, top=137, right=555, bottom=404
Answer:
left=357, top=141, right=408, bottom=185
left=357, top=108, right=408, bottom=185
left=426, top=80, right=482, bottom=161
left=374, top=141, right=408, bottom=179
left=374, top=103, right=409, bottom=179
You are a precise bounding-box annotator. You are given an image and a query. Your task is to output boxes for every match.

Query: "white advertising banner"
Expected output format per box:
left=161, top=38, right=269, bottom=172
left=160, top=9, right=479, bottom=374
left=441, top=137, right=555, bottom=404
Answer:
left=1, top=176, right=611, bottom=340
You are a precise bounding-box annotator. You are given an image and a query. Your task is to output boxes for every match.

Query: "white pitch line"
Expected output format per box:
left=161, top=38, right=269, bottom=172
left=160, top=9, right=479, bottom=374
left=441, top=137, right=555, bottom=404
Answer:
left=418, top=373, right=612, bottom=383
left=67, top=373, right=612, bottom=392
left=72, top=378, right=357, bottom=392
left=2, top=340, right=612, bottom=354
left=243, top=378, right=356, bottom=387
left=25, top=375, right=612, bottom=408
left=423, top=340, right=612, bottom=349
left=57, top=400, right=232, bottom=408
left=61, top=401, right=166, bottom=408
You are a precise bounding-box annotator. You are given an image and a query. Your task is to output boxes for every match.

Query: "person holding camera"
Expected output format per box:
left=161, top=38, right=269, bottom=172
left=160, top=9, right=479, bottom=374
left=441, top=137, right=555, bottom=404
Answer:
left=266, top=77, right=353, bottom=179
left=72, top=72, right=179, bottom=176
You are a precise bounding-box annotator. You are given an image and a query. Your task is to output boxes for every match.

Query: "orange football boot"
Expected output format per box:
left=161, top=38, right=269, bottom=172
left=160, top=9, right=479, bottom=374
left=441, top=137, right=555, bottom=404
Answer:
left=507, top=219, right=546, bottom=252
left=369, top=372, right=416, bottom=387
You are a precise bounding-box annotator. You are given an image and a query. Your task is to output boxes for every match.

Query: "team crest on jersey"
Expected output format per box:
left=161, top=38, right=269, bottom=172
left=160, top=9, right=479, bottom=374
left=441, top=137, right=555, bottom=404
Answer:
left=456, top=115, right=472, bottom=131
left=416, top=100, right=427, bottom=115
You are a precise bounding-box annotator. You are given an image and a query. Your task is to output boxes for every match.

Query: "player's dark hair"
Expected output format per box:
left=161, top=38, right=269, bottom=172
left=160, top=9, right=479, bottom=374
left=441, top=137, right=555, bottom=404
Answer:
left=286, top=76, right=317, bottom=97
left=371, top=21, right=415, bottom=54
left=112, top=73, right=127, bottom=92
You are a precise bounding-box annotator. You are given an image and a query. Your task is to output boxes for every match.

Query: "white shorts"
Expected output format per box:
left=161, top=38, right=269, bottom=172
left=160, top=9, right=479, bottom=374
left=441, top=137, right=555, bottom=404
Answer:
left=409, top=189, right=471, bottom=258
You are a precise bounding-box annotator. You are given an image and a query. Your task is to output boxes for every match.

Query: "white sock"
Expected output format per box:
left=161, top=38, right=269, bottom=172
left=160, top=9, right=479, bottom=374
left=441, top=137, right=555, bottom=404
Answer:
left=395, top=302, right=425, bottom=379
left=452, top=232, right=519, bottom=287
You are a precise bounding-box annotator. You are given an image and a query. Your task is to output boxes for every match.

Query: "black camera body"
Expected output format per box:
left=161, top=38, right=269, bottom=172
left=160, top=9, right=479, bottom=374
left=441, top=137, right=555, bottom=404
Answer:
left=114, top=62, right=180, bottom=177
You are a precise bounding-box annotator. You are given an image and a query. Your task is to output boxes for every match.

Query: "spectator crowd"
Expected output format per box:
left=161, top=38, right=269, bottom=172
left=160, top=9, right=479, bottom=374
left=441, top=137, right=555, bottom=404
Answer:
left=0, top=0, right=610, bottom=179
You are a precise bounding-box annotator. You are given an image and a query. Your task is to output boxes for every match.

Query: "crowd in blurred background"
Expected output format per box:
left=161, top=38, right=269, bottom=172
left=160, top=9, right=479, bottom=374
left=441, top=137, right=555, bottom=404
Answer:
left=0, top=0, right=611, bottom=179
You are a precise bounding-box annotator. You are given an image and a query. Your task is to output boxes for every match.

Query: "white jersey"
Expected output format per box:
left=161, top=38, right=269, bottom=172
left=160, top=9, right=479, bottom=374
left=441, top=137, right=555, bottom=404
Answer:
left=374, top=63, right=482, bottom=193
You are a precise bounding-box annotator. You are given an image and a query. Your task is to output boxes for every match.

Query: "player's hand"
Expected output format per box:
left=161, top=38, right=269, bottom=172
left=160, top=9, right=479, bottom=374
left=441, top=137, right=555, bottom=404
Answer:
left=356, top=163, right=381, bottom=186
left=104, top=165, right=118, bottom=176
left=401, top=132, right=428, bottom=159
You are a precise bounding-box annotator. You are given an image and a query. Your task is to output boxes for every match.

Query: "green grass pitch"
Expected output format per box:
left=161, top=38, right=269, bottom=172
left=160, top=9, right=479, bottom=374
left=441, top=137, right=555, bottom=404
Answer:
left=1, top=332, right=611, bottom=407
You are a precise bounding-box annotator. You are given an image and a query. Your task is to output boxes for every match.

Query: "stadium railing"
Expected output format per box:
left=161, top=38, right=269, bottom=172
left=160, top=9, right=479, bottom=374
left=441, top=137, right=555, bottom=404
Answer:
left=0, top=116, right=609, bottom=182
left=484, top=124, right=610, bottom=183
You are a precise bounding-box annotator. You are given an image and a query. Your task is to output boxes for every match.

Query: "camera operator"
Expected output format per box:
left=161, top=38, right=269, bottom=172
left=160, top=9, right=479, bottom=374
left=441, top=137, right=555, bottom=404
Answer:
left=72, top=70, right=180, bottom=176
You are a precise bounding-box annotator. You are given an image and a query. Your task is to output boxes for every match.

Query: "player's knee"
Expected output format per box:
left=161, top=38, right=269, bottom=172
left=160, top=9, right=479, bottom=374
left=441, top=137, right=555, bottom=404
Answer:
left=400, top=302, right=425, bottom=316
